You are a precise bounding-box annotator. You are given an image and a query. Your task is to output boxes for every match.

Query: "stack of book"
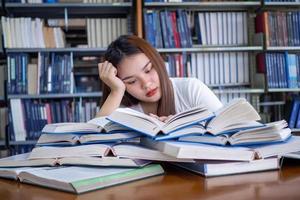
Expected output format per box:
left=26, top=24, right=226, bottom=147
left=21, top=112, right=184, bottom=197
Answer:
left=1, top=98, right=300, bottom=194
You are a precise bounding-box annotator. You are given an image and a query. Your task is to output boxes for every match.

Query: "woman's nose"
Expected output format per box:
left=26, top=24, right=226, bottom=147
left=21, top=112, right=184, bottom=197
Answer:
left=142, top=80, right=152, bottom=90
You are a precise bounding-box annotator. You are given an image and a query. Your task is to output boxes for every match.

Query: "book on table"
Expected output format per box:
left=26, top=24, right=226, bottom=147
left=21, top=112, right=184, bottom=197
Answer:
left=172, top=157, right=280, bottom=177
left=106, top=98, right=262, bottom=139
left=141, top=136, right=300, bottom=161
left=36, top=131, right=141, bottom=146
left=0, top=164, right=164, bottom=194
left=0, top=143, right=194, bottom=168
left=178, top=120, right=291, bottom=146
left=41, top=116, right=133, bottom=134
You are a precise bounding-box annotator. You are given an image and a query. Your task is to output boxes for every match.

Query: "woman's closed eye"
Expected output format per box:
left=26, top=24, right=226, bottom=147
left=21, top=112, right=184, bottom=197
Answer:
left=145, top=65, right=152, bottom=74
left=125, top=79, right=136, bottom=85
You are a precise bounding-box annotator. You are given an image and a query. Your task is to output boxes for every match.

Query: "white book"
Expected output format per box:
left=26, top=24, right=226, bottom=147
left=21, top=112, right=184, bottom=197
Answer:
left=9, top=18, right=16, bottom=47
left=209, top=53, right=215, bottom=85
left=232, top=12, right=237, bottom=44
left=217, top=12, right=223, bottom=45
left=173, top=157, right=279, bottom=177
left=196, top=53, right=205, bottom=82
left=142, top=136, right=300, bottom=161
left=215, top=53, right=220, bottom=85
left=86, top=19, right=92, bottom=47
left=0, top=164, right=164, bottom=194
left=107, top=105, right=214, bottom=138
left=254, top=136, right=300, bottom=159
left=10, top=99, right=26, bottom=141
left=141, top=138, right=256, bottom=161
left=237, top=52, right=244, bottom=83
left=224, top=52, right=230, bottom=84
left=178, top=120, right=291, bottom=146
left=190, top=53, right=197, bottom=78
left=204, top=53, right=210, bottom=84
left=219, top=52, right=224, bottom=84
left=1, top=17, right=8, bottom=48
left=102, top=18, right=108, bottom=47
left=230, top=52, right=237, bottom=84
left=223, top=12, right=228, bottom=45
left=205, top=13, right=211, bottom=45
left=198, top=13, right=207, bottom=45
left=93, top=19, right=104, bottom=47
left=243, top=12, right=248, bottom=44
left=210, top=12, right=218, bottom=45
left=237, top=12, right=244, bottom=45
left=227, top=12, right=233, bottom=45
left=121, top=18, right=127, bottom=34
left=244, top=52, right=250, bottom=83
left=90, top=18, right=96, bottom=47
left=107, top=18, right=112, bottom=45
left=112, top=18, right=118, bottom=41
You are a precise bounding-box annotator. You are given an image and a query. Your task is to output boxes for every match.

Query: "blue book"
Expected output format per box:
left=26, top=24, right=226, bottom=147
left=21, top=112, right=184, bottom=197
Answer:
left=289, top=99, right=300, bottom=128
left=172, top=157, right=279, bottom=177
left=107, top=98, right=261, bottom=139
left=178, top=120, right=290, bottom=146
left=285, top=53, right=298, bottom=88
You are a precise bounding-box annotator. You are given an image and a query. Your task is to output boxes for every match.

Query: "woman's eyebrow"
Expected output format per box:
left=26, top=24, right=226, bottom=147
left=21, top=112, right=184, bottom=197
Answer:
left=122, top=60, right=151, bottom=81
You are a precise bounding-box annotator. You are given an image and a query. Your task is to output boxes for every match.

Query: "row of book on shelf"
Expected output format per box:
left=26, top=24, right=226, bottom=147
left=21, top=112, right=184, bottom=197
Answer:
left=1, top=16, right=128, bottom=48
left=7, top=53, right=74, bottom=95
left=7, top=51, right=252, bottom=96
left=256, top=11, right=300, bottom=47
left=257, top=52, right=300, bottom=89
left=1, top=17, right=66, bottom=48
left=165, top=52, right=250, bottom=86
left=1, top=98, right=300, bottom=193
left=6, top=0, right=128, bottom=3
left=144, top=10, right=248, bottom=48
left=9, top=98, right=99, bottom=141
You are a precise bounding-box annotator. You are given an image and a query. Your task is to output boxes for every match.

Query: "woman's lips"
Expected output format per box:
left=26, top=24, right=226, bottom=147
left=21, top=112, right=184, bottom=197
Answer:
left=146, top=88, right=158, bottom=97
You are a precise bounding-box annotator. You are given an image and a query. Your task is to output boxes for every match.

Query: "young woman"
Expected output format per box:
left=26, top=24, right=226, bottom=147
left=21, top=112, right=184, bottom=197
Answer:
left=96, top=35, right=222, bottom=121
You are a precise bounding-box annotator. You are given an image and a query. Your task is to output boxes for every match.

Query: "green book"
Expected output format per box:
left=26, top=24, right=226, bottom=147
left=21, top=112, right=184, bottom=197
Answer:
left=0, top=164, right=164, bottom=194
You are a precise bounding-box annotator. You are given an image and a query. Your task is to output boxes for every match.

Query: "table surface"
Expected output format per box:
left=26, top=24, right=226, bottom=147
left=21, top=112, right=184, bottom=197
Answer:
left=1, top=160, right=300, bottom=200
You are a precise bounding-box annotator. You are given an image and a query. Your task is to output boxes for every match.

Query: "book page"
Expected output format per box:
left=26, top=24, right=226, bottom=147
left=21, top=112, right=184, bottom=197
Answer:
left=87, top=116, right=110, bottom=127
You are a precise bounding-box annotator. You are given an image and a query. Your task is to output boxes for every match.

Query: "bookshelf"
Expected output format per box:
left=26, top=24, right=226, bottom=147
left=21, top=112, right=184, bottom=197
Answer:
left=1, top=0, right=135, bottom=155
left=256, top=1, right=300, bottom=128
left=141, top=0, right=264, bottom=114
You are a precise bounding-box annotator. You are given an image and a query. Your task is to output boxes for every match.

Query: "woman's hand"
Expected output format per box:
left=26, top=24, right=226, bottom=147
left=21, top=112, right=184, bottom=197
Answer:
left=149, top=113, right=173, bottom=123
left=98, top=61, right=126, bottom=93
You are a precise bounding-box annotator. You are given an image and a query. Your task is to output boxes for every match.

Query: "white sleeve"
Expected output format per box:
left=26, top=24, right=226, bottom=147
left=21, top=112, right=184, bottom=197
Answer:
left=188, top=78, right=223, bottom=112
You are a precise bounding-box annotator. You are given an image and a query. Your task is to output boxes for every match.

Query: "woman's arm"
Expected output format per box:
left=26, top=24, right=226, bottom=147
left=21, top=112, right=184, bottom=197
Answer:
left=95, top=61, right=126, bottom=117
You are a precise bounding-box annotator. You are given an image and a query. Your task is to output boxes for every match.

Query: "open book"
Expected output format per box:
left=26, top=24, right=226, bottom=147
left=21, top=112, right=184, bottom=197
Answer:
left=178, top=120, right=291, bottom=146
left=0, top=143, right=194, bottom=168
left=107, top=106, right=213, bottom=137
left=0, top=164, right=164, bottom=194
left=37, top=132, right=141, bottom=146
left=141, top=136, right=300, bottom=161
left=41, top=117, right=132, bottom=134
left=107, top=98, right=262, bottom=139
left=172, top=157, right=280, bottom=177
left=0, top=152, right=151, bottom=168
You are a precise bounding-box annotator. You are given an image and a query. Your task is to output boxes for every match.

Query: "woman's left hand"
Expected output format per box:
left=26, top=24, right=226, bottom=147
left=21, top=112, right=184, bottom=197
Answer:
left=149, top=113, right=173, bottom=122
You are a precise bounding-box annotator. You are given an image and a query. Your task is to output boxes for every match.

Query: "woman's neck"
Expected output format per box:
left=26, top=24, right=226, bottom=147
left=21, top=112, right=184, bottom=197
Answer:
left=140, top=101, right=158, bottom=115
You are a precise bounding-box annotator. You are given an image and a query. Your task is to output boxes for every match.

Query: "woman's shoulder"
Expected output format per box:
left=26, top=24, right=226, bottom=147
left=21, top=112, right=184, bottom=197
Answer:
left=170, top=77, right=205, bottom=88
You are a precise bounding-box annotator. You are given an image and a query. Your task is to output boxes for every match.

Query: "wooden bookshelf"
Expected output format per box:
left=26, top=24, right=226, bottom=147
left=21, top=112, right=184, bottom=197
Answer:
left=144, top=2, right=261, bottom=11
left=7, top=92, right=102, bottom=99
left=5, top=3, right=132, bottom=18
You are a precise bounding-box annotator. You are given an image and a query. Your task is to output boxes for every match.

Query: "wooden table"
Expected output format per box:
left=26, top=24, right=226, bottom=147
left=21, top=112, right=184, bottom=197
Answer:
left=1, top=160, right=300, bottom=200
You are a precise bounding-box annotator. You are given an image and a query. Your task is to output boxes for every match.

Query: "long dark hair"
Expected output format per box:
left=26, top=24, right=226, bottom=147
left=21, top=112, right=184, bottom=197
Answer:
left=101, top=35, right=175, bottom=116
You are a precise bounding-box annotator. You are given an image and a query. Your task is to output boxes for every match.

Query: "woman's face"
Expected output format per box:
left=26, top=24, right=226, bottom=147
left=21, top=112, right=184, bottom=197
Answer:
left=117, top=53, right=161, bottom=103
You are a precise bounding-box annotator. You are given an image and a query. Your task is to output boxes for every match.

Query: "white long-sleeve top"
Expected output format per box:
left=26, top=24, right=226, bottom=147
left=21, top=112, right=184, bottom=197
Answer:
left=129, top=77, right=223, bottom=114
